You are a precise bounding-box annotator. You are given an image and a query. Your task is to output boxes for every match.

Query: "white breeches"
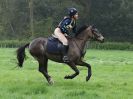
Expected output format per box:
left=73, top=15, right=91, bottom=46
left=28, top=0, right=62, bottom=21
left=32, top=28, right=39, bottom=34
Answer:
left=54, top=28, right=68, bottom=45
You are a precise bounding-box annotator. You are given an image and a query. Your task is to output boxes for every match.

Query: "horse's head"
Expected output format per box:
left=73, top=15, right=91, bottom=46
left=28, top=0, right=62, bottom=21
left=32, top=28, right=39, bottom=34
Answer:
left=76, top=25, right=104, bottom=43
left=88, top=25, right=104, bottom=43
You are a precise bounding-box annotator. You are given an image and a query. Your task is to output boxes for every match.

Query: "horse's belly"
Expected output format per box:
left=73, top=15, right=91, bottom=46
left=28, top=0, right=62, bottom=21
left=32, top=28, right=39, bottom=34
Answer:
left=46, top=53, right=63, bottom=63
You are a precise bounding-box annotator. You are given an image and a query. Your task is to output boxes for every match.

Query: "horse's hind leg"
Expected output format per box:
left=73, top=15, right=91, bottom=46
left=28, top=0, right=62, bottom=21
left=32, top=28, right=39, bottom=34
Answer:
left=38, top=57, right=54, bottom=84
left=64, top=62, right=79, bottom=79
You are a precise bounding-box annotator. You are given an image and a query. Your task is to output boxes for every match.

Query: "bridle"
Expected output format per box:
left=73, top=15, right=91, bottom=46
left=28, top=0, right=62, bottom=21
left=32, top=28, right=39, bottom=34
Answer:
left=91, top=28, right=102, bottom=40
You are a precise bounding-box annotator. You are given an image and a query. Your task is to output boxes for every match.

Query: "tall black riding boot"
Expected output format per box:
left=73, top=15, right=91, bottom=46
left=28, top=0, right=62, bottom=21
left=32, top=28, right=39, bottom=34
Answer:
left=62, top=45, right=69, bottom=63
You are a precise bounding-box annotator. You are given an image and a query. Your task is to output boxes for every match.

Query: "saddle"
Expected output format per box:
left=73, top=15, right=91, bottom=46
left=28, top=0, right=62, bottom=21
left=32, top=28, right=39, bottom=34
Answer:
left=46, top=36, right=64, bottom=54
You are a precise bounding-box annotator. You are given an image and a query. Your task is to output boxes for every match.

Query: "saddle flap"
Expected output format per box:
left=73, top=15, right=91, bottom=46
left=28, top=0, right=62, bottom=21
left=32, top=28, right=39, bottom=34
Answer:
left=47, top=37, right=63, bottom=54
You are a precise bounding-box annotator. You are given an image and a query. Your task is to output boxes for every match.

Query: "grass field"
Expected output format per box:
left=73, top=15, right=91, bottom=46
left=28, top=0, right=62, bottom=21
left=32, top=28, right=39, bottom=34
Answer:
left=0, top=48, right=133, bottom=99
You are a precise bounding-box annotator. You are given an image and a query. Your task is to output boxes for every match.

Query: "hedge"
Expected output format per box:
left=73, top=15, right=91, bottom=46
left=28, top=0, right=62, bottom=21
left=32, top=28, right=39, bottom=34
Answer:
left=0, top=40, right=133, bottom=50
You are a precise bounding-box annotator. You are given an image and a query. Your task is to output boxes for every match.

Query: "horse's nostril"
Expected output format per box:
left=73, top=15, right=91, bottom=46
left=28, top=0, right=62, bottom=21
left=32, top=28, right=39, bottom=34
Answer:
left=99, top=38, right=104, bottom=43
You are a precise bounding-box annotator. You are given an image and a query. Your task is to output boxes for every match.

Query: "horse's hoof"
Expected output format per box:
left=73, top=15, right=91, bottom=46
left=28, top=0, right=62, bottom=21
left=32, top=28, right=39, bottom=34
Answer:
left=48, top=78, right=54, bottom=85
left=86, top=76, right=91, bottom=81
left=64, top=75, right=69, bottom=79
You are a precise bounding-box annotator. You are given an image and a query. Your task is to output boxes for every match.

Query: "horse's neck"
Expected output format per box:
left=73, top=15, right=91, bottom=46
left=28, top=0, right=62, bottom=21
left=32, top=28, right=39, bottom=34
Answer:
left=73, top=31, right=89, bottom=51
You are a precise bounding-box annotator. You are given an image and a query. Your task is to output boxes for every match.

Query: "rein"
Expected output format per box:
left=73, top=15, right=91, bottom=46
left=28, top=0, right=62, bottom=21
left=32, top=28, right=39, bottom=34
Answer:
left=73, top=37, right=88, bottom=57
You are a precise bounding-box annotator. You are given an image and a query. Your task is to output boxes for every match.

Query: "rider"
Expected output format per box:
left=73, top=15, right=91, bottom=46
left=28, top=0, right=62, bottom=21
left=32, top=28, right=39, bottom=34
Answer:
left=53, top=8, right=79, bottom=62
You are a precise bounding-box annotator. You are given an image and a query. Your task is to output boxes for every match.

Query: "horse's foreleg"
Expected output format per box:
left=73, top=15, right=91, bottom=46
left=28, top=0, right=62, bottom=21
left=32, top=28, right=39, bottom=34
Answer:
left=77, top=61, right=92, bottom=81
left=64, top=62, right=79, bottom=79
left=38, top=58, right=54, bottom=84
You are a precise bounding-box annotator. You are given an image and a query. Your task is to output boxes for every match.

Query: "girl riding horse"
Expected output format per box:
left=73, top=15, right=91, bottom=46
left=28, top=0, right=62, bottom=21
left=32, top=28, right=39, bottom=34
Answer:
left=16, top=25, right=104, bottom=84
left=53, top=8, right=78, bottom=63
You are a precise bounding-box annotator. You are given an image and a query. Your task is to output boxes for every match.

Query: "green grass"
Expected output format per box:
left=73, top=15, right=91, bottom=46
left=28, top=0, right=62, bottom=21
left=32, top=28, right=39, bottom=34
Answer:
left=0, top=48, right=133, bottom=99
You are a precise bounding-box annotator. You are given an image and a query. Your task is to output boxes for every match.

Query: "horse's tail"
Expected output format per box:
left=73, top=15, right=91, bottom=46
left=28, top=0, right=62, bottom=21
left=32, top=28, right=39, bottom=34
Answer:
left=16, top=43, right=30, bottom=68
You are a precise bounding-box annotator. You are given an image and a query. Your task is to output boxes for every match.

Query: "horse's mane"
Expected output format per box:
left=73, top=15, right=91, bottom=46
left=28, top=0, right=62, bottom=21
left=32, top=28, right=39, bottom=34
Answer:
left=76, top=25, right=88, bottom=36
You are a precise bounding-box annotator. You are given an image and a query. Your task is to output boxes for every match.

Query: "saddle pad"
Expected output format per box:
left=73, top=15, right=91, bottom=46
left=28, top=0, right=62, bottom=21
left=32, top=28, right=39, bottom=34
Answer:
left=46, top=37, right=63, bottom=54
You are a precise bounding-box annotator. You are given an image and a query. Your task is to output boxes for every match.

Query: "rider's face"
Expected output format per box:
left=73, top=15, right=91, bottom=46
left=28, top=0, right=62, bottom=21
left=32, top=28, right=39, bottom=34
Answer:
left=73, top=13, right=79, bottom=19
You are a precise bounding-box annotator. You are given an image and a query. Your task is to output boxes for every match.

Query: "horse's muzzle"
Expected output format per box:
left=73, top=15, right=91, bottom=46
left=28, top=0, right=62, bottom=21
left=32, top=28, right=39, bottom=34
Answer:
left=100, top=38, right=104, bottom=43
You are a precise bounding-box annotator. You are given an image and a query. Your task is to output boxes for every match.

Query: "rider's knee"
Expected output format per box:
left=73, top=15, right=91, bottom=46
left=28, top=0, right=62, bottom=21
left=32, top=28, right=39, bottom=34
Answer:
left=63, top=42, right=68, bottom=46
left=62, top=40, right=68, bottom=45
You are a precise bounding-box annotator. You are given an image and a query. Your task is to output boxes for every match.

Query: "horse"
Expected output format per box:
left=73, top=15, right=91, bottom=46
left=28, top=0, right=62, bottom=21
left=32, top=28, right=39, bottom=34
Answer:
left=16, top=25, right=104, bottom=84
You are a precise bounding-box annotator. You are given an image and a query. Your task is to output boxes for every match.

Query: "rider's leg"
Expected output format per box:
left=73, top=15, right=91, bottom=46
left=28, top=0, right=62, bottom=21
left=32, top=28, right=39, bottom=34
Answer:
left=62, top=45, right=69, bottom=62
left=54, top=28, right=69, bottom=62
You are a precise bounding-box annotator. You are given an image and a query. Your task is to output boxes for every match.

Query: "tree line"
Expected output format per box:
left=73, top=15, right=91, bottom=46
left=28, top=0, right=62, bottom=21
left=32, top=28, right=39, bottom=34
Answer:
left=0, top=0, right=132, bottom=42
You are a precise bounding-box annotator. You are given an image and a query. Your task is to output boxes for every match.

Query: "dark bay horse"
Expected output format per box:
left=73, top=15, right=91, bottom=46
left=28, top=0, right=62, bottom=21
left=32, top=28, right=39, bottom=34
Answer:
left=16, top=25, right=104, bottom=84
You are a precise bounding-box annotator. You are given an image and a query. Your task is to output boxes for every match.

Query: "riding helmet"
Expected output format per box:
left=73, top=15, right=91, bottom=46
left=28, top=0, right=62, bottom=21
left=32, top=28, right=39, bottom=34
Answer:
left=68, top=8, right=78, bottom=17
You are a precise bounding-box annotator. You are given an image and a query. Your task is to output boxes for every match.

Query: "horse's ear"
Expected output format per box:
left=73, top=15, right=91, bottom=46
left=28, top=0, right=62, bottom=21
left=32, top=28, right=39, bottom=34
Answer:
left=91, top=24, right=96, bottom=28
left=91, top=25, right=98, bottom=31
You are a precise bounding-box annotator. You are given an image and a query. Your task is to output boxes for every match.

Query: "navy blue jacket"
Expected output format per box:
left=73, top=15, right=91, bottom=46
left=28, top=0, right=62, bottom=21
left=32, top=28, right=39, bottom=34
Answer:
left=58, top=17, right=77, bottom=36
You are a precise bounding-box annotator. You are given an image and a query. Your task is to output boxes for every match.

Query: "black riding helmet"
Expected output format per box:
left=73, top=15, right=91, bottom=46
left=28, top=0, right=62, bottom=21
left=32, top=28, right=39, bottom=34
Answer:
left=68, top=8, right=78, bottom=17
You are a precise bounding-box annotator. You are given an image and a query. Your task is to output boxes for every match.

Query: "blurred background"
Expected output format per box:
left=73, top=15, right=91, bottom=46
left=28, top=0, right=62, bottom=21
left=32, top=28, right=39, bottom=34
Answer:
left=0, top=0, right=133, bottom=49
